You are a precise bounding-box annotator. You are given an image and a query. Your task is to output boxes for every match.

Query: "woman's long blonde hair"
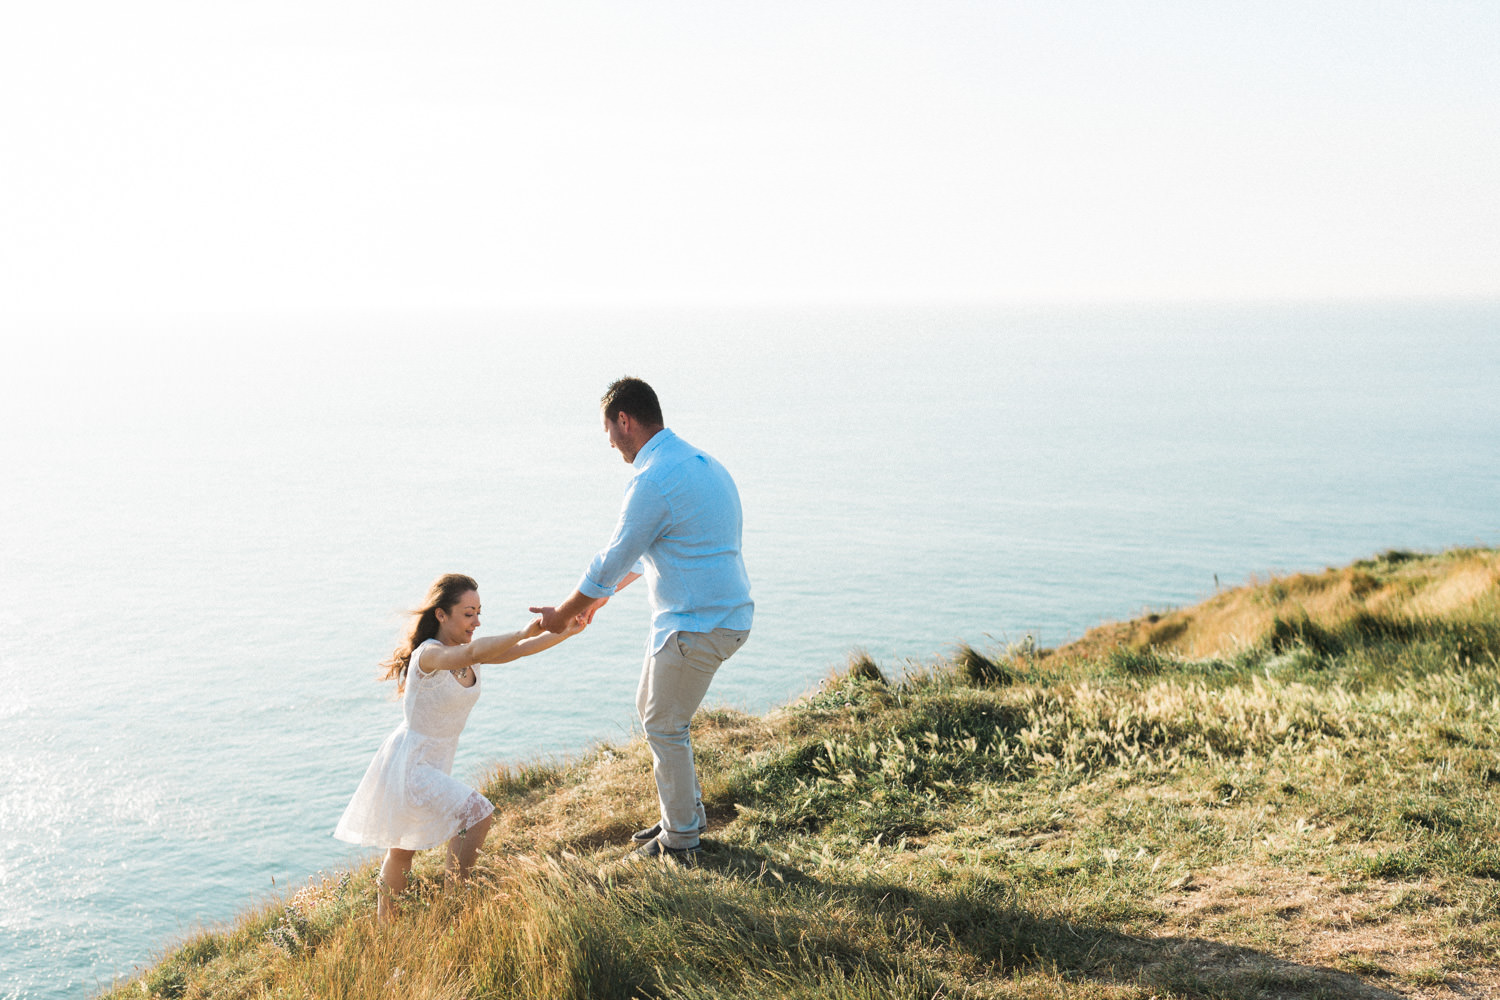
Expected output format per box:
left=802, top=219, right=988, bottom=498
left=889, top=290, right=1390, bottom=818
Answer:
left=380, top=573, right=478, bottom=694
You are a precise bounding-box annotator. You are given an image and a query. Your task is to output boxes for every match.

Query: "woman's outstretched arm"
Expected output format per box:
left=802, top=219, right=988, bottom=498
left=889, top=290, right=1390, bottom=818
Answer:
left=490, top=615, right=587, bottom=663
left=418, top=618, right=547, bottom=674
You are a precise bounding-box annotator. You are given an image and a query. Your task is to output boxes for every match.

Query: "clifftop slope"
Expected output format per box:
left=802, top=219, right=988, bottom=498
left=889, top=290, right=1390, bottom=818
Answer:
left=107, top=549, right=1500, bottom=1000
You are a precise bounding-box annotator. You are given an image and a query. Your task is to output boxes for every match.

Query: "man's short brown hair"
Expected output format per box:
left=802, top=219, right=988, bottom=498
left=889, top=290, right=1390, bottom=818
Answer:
left=601, top=377, right=663, bottom=427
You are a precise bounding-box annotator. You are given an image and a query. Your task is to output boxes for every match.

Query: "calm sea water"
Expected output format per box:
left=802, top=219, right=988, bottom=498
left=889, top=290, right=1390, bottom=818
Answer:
left=1, top=302, right=1496, bottom=998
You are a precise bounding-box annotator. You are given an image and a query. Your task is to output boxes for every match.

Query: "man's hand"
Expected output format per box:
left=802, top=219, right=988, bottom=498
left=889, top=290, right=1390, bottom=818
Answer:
left=530, top=589, right=602, bottom=634
left=527, top=605, right=573, bottom=634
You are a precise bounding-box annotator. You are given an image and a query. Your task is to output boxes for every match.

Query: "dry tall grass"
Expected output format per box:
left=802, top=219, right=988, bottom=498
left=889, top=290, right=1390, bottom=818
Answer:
left=1059, top=547, right=1500, bottom=660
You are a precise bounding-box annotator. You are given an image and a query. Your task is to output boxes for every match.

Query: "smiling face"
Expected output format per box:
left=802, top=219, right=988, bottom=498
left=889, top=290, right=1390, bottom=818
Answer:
left=434, top=590, right=481, bottom=645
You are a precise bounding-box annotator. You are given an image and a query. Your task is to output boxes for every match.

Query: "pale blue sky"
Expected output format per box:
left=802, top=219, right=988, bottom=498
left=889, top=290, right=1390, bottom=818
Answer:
left=1, top=1, right=1496, bottom=316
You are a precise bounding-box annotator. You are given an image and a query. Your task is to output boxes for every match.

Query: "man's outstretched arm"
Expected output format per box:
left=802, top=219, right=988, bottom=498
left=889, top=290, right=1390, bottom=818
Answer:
left=532, top=571, right=641, bottom=633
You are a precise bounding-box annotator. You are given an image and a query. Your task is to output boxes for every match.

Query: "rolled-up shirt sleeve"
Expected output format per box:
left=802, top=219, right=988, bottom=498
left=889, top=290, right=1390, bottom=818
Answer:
left=577, top=479, right=670, bottom=599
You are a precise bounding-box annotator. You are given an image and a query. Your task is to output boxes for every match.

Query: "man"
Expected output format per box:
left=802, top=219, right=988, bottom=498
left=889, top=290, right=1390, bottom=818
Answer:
left=531, top=376, right=753, bottom=860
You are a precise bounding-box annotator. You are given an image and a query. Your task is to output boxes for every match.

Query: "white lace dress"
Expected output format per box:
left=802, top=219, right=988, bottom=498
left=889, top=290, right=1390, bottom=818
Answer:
left=333, top=639, right=496, bottom=850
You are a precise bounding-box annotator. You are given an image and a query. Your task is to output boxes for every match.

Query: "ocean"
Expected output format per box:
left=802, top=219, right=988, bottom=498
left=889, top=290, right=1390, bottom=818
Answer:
left=1, top=301, right=1496, bottom=998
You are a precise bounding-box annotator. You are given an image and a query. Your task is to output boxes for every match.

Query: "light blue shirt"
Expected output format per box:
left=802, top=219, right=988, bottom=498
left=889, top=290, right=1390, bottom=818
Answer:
left=578, top=429, right=754, bottom=653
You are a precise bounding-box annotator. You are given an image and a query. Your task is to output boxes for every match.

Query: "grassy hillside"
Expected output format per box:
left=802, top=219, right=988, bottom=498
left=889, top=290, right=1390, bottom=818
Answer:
left=108, top=548, right=1500, bottom=999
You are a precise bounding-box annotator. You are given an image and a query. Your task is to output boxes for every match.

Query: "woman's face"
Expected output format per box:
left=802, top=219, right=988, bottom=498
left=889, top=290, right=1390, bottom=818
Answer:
left=435, top=590, right=481, bottom=645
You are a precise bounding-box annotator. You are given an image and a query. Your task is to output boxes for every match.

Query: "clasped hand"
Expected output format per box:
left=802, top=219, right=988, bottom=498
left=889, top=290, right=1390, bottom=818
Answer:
left=529, top=596, right=609, bottom=634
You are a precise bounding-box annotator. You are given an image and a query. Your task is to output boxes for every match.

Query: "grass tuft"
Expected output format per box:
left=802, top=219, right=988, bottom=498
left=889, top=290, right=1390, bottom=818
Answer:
left=843, top=650, right=888, bottom=685
left=1266, top=613, right=1342, bottom=657
left=953, top=643, right=1015, bottom=687
left=1105, top=644, right=1173, bottom=676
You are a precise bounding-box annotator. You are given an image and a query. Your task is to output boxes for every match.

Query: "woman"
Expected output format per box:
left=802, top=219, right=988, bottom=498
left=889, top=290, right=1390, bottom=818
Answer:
left=334, top=573, right=583, bottom=920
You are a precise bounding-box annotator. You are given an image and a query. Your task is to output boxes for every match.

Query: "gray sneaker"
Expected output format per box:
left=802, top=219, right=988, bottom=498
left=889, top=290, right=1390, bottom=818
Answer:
left=632, top=820, right=704, bottom=842
left=633, top=839, right=701, bottom=862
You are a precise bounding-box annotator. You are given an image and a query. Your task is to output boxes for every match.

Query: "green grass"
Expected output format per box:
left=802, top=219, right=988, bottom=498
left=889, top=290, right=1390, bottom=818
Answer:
left=102, top=548, right=1500, bottom=999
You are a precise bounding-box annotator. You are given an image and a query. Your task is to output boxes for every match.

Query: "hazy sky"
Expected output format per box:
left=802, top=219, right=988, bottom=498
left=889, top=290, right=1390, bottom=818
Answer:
left=2, top=1, right=1496, bottom=316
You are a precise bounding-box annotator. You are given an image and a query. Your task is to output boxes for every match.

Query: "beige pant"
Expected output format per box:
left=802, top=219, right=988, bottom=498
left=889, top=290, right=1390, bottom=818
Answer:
left=636, top=627, right=749, bottom=848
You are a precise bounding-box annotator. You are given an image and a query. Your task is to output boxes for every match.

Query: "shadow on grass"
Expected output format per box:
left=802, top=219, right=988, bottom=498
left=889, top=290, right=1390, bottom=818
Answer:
left=670, top=842, right=1406, bottom=1000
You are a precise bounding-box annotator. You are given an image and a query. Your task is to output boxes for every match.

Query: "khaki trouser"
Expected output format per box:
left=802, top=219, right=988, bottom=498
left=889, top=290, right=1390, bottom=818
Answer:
left=635, top=627, right=749, bottom=848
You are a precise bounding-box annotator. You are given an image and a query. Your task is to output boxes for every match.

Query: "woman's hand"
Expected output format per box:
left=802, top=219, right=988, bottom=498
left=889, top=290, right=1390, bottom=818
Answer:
left=563, top=614, right=588, bottom=637
left=524, top=616, right=546, bottom=639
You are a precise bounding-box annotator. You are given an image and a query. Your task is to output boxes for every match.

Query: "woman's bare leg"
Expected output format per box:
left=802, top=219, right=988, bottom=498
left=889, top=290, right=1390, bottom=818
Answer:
left=445, top=812, right=493, bottom=880
left=378, top=848, right=417, bottom=922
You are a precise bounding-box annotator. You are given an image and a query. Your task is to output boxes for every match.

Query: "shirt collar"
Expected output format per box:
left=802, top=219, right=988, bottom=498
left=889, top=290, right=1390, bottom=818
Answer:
left=632, top=427, right=673, bottom=469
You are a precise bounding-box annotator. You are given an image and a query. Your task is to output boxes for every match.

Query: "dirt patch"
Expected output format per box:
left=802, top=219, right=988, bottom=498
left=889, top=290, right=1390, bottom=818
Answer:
left=1151, top=867, right=1499, bottom=998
